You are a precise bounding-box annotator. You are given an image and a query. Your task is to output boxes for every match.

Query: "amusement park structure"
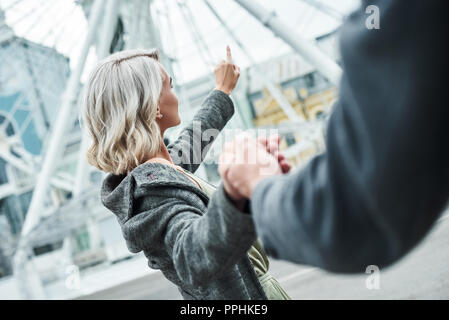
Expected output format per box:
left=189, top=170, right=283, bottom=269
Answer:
left=0, top=0, right=347, bottom=298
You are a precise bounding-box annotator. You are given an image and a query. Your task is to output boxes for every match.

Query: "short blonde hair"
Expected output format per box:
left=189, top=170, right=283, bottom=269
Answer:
left=82, top=49, right=163, bottom=175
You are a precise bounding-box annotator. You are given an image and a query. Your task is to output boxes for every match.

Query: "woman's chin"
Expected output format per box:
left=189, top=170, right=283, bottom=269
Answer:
left=165, top=118, right=181, bottom=129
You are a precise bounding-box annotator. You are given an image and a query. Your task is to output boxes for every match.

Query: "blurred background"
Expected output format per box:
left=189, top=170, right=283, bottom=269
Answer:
left=0, top=0, right=448, bottom=300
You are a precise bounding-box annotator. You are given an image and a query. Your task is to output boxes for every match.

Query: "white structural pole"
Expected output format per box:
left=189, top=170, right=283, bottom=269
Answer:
left=21, top=0, right=106, bottom=237
left=74, top=0, right=120, bottom=196
left=234, top=0, right=342, bottom=86
left=96, top=0, right=120, bottom=58
left=161, top=0, right=193, bottom=139
left=13, top=0, right=107, bottom=300
left=126, top=0, right=145, bottom=49
left=204, top=0, right=302, bottom=123
left=300, top=0, right=345, bottom=21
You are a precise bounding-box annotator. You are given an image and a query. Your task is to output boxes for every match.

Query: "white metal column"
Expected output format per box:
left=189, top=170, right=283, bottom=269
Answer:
left=234, top=0, right=342, bottom=86
left=74, top=0, right=120, bottom=196
left=21, top=0, right=106, bottom=236
left=204, top=0, right=302, bottom=123
left=13, top=0, right=107, bottom=300
left=300, top=0, right=345, bottom=21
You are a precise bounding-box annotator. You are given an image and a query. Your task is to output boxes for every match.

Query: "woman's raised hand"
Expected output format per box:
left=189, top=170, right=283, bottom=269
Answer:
left=214, top=46, right=240, bottom=95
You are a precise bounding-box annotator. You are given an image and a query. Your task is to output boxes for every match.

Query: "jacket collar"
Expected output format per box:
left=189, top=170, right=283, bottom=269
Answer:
left=101, top=162, right=210, bottom=222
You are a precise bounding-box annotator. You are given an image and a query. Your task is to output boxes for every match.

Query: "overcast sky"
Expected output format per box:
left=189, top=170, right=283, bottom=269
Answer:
left=1, top=0, right=360, bottom=83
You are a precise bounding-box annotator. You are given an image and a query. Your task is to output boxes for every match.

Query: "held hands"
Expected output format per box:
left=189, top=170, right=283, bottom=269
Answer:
left=218, top=133, right=291, bottom=205
left=214, top=46, right=240, bottom=95
left=256, top=134, right=291, bottom=175
left=215, top=47, right=289, bottom=206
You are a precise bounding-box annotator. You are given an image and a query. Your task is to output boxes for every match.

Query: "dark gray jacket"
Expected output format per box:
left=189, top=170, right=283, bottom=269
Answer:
left=101, top=90, right=267, bottom=300
left=251, top=0, right=449, bottom=273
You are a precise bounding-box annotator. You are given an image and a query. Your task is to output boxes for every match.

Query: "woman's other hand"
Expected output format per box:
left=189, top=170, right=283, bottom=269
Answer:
left=257, top=134, right=292, bottom=174
left=214, top=46, right=240, bottom=95
left=219, top=133, right=282, bottom=200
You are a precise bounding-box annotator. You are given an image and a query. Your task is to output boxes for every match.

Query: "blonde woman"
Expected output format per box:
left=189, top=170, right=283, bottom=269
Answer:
left=83, top=47, right=290, bottom=300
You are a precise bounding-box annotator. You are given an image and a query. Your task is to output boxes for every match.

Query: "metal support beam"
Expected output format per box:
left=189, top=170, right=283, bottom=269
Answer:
left=0, top=144, right=73, bottom=196
left=234, top=0, right=342, bottom=85
left=0, top=8, right=14, bottom=44
left=148, top=0, right=175, bottom=79
left=160, top=0, right=193, bottom=138
left=300, top=0, right=345, bottom=21
left=177, top=0, right=216, bottom=69
left=1, top=0, right=27, bottom=12
left=204, top=0, right=302, bottom=123
left=21, top=0, right=106, bottom=235
left=74, top=0, right=120, bottom=196
left=12, top=0, right=107, bottom=300
left=126, top=0, right=144, bottom=49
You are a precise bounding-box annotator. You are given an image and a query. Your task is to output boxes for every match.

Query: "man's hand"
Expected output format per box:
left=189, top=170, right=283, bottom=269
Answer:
left=219, top=133, right=287, bottom=202
left=213, top=46, right=240, bottom=95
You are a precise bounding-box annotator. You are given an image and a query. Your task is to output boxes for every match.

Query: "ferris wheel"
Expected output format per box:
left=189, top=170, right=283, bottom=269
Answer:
left=0, top=0, right=357, bottom=299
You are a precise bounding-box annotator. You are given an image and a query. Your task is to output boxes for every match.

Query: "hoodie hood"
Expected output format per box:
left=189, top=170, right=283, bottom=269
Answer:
left=101, top=162, right=209, bottom=223
left=101, top=171, right=132, bottom=223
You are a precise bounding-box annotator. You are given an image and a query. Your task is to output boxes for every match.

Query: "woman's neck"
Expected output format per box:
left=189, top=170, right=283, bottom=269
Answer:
left=150, top=144, right=173, bottom=164
left=127, top=132, right=173, bottom=175
left=145, top=129, right=173, bottom=164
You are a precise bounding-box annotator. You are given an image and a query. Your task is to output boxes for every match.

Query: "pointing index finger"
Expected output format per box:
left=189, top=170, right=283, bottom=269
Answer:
left=226, top=45, right=232, bottom=63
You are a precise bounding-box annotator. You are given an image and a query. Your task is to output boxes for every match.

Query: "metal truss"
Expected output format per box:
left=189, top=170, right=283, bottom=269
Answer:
left=0, top=0, right=349, bottom=298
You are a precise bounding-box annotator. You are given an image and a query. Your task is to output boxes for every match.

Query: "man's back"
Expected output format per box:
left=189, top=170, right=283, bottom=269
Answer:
left=250, top=0, right=449, bottom=272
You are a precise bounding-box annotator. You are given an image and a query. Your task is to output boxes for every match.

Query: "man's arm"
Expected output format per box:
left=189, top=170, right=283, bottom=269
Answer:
left=250, top=0, right=449, bottom=273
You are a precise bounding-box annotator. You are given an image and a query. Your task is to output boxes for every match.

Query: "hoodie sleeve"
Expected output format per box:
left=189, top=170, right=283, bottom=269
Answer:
left=121, top=183, right=257, bottom=287
left=167, top=89, right=234, bottom=174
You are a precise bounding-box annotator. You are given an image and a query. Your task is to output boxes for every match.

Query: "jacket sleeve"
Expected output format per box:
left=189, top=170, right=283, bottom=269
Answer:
left=168, top=89, right=235, bottom=173
left=251, top=0, right=449, bottom=273
left=122, top=183, right=257, bottom=287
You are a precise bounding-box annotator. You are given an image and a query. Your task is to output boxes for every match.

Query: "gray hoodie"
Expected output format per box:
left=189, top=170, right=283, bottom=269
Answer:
left=101, top=90, right=267, bottom=299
